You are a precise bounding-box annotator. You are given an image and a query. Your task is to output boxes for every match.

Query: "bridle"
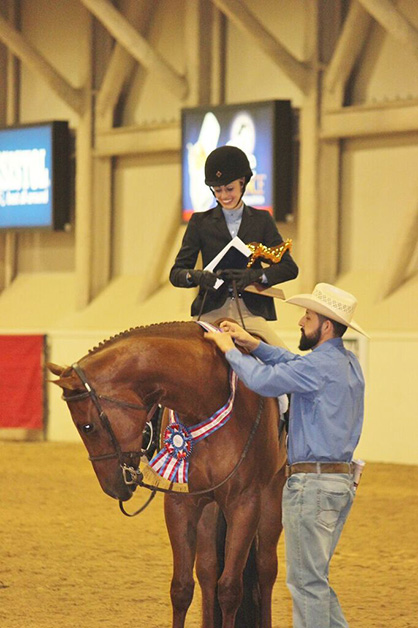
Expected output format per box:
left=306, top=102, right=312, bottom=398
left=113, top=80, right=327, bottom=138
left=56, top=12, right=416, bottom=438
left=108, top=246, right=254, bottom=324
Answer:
left=63, top=362, right=154, bottom=480
left=64, top=362, right=264, bottom=517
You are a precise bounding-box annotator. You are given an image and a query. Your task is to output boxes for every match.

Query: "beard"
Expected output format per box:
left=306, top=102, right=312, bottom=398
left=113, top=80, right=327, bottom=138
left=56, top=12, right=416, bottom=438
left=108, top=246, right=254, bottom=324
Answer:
left=299, top=326, right=322, bottom=351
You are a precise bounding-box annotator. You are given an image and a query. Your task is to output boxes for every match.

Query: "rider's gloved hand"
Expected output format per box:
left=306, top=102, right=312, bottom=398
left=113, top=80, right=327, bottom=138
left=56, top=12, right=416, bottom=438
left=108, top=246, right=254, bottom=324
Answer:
left=188, top=269, right=218, bottom=291
left=219, top=268, right=263, bottom=292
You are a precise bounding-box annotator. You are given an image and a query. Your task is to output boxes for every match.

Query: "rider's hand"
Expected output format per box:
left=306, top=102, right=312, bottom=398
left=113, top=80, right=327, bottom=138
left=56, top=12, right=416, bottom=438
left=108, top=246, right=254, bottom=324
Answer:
left=188, top=270, right=218, bottom=291
left=219, top=268, right=262, bottom=292
left=219, top=320, right=260, bottom=352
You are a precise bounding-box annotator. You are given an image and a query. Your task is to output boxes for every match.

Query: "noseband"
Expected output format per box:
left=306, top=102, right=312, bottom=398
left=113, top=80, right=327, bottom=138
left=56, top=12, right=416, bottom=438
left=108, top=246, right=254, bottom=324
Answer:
left=63, top=362, right=152, bottom=486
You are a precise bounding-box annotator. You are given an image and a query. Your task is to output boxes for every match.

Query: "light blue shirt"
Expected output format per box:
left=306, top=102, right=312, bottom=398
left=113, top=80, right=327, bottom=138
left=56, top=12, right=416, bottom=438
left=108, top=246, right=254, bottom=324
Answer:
left=222, top=206, right=244, bottom=238
left=225, top=337, right=365, bottom=464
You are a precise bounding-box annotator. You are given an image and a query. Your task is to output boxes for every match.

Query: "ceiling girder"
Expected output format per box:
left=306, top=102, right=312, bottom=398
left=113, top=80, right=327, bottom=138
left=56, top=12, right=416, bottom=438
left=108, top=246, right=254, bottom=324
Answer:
left=357, top=0, right=418, bottom=61
left=210, top=0, right=312, bottom=93
left=78, top=0, right=188, bottom=101
left=0, top=12, right=84, bottom=115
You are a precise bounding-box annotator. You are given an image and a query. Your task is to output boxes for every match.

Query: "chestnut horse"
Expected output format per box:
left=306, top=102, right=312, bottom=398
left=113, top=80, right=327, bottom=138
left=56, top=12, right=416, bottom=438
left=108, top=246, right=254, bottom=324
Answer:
left=48, top=321, right=287, bottom=628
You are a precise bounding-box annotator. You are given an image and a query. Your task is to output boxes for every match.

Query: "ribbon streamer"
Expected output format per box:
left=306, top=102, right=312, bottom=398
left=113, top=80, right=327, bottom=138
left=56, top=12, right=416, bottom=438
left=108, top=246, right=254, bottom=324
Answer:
left=150, top=321, right=237, bottom=484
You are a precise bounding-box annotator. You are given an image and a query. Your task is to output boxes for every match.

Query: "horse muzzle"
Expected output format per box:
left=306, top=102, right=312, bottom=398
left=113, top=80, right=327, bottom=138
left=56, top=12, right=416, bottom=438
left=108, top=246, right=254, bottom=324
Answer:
left=103, top=479, right=136, bottom=502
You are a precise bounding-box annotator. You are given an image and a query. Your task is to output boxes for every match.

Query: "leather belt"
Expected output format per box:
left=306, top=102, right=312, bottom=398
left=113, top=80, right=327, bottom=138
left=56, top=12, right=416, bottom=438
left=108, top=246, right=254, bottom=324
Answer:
left=286, top=462, right=354, bottom=477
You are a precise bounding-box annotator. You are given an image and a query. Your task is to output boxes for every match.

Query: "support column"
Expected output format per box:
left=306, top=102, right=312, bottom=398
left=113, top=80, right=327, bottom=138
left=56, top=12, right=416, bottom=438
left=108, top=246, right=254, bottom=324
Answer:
left=296, top=1, right=319, bottom=291
left=74, top=17, right=93, bottom=309
left=91, top=0, right=159, bottom=298
left=317, top=0, right=346, bottom=283
left=318, top=1, right=373, bottom=282
left=0, top=0, right=20, bottom=292
left=91, top=16, right=114, bottom=299
left=212, top=4, right=227, bottom=105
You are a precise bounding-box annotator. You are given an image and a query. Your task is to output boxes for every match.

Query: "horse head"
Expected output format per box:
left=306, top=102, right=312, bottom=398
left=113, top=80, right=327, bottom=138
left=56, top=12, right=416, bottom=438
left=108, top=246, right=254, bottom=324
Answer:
left=47, top=360, right=149, bottom=502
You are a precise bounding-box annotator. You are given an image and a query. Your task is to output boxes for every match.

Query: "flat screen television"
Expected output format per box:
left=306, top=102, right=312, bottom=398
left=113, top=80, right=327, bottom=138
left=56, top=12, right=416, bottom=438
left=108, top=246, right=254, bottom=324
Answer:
left=0, top=120, right=71, bottom=230
left=181, top=100, right=292, bottom=223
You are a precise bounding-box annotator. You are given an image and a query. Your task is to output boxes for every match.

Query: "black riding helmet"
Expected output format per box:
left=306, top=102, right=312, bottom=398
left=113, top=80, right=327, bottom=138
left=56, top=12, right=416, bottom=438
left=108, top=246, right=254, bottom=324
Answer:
left=204, top=145, right=253, bottom=188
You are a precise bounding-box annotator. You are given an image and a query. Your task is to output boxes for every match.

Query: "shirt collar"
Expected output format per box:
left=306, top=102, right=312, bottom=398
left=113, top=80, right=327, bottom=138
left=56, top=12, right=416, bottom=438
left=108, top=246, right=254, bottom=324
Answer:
left=221, top=204, right=244, bottom=223
left=312, top=337, right=344, bottom=352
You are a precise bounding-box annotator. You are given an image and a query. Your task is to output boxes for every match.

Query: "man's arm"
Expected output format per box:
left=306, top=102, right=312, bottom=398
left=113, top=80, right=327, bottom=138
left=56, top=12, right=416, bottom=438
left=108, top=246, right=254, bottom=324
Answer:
left=204, top=322, right=258, bottom=354
left=205, top=320, right=297, bottom=364
left=225, top=348, right=319, bottom=397
left=205, top=322, right=319, bottom=397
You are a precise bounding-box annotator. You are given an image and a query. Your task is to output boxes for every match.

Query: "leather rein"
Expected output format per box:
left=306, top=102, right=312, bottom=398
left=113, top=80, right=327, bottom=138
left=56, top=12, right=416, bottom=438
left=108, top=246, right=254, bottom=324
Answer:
left=64, top=362, right=264, bottom=516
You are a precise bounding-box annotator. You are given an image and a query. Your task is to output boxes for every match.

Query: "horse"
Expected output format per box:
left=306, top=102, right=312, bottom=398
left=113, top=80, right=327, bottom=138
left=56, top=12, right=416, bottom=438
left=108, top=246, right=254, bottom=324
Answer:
left=47, top=321, right=287, bottom=628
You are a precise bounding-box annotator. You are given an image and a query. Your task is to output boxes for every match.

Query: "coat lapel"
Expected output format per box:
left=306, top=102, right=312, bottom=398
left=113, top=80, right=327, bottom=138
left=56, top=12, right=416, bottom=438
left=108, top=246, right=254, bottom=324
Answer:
left=237, top=205, right=255, bottom=241
left=211, top=203, right=232, bottom=241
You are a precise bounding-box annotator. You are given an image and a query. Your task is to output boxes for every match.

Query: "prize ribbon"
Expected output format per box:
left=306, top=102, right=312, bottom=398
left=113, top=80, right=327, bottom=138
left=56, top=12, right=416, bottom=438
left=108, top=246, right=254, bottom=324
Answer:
left=150, top=322, right=237, bottom=484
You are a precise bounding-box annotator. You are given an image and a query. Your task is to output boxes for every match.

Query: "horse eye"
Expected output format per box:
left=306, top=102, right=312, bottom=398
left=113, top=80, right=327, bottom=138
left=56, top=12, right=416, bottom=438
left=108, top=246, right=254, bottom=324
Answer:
left=81, top=423, right=95, bottom=435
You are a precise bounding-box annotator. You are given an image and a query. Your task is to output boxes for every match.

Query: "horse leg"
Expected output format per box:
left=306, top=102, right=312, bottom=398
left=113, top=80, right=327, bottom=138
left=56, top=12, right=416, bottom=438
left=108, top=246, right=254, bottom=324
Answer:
left=257, top=467, right=287, bottom=628
left=164, top=494, right=203, bottom=628
left=217, top=495, right=261, bottom=628
left=195, top=501, right=222, bottom=628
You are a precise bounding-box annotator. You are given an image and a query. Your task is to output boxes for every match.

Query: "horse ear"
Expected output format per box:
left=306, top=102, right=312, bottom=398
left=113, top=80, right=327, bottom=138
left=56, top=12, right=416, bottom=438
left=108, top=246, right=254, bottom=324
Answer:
left=46, top=362, right=67, bottom=377
left=46, top=362, right=80, bottom=390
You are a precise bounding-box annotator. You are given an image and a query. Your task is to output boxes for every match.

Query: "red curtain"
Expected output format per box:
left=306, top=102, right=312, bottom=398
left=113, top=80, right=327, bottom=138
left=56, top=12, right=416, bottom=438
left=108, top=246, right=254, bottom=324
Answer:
left=0, top=335, right=45, bottom=430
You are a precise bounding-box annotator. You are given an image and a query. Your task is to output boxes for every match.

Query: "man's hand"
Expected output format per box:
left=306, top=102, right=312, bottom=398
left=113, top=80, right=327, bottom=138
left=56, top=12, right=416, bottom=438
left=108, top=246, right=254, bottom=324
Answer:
left=220, top=320, right=260, bottom=351
left=204, top=330, right=236, bottom=354
left=205, top=320, right=260, bottom=353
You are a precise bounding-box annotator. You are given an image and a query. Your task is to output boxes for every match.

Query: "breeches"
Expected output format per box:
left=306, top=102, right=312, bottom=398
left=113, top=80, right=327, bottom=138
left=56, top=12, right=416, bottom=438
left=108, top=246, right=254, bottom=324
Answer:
left=196, top=297, right=288, bottom=348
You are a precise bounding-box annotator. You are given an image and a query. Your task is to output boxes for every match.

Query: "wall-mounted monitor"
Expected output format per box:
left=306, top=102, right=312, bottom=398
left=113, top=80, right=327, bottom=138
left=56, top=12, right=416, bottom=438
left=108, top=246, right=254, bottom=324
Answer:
left=0, top=120, right=71, bottom=230
left=181, top=100, right=292, bottom=223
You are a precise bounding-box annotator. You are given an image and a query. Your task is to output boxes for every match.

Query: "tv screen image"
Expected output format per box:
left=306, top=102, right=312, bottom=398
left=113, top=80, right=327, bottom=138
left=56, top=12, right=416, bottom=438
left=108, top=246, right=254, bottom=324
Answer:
left=181, top=100, right=292, bottom=223
left=0, top=121, right=70, bottom=230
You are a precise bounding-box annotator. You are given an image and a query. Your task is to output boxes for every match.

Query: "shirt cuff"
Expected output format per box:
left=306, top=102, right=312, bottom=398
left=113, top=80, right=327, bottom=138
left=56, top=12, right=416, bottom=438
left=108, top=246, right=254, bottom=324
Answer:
left=225, top=347, right=242, bottom=361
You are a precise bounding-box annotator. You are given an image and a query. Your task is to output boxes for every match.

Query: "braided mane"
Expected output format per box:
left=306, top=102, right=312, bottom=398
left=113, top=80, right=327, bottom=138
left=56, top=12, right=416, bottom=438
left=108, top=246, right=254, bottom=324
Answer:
left=87, top=321, right=195, bottom=355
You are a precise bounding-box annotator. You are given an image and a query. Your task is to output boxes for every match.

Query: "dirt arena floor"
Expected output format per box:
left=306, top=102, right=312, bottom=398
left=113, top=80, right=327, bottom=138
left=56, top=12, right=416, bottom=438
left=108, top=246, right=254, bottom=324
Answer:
left=0, top=442, right=417, bottom=628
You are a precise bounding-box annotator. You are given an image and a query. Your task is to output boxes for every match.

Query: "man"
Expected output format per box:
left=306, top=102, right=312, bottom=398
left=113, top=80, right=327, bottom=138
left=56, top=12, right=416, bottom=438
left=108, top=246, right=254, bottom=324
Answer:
left=205, top=282, right=367, bottom=628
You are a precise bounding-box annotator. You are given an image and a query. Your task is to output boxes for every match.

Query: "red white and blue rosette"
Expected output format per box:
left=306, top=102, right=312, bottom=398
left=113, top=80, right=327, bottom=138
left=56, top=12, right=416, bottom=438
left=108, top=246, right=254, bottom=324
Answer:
left=163, top=422, right=193, bottom=459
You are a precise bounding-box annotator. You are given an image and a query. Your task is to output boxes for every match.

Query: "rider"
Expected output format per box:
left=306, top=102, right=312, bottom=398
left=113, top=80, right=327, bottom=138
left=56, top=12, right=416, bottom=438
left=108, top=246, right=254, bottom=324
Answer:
left=169, top=145, right=298, bottom=346
left=146, top=147, right=297, bottom=456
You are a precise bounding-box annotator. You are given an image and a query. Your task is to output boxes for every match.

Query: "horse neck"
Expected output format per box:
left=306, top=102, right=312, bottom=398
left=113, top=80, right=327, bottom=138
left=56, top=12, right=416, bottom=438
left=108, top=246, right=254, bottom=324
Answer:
left=136, top=337, right=231, bottom=424
left=88, top=329, right=231, bottom=425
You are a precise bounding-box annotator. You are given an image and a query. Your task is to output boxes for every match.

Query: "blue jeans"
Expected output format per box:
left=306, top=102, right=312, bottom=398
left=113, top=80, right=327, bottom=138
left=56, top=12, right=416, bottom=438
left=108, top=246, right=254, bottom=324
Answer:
left=282, top=473, right=355, bottom=628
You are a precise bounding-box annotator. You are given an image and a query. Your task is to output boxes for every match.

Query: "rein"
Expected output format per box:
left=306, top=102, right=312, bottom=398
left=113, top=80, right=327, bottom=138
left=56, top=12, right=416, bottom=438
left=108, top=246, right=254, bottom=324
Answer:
left=197, top=279, right=247, bottom=330
left=65, top=362, right=265, bottom=516
left=122, top=395, right=264, bottom=499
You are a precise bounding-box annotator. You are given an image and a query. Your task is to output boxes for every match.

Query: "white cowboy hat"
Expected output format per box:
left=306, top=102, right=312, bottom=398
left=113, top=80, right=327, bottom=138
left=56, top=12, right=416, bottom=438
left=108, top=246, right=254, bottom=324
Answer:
left=286, top=283, right=369, bottom=337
